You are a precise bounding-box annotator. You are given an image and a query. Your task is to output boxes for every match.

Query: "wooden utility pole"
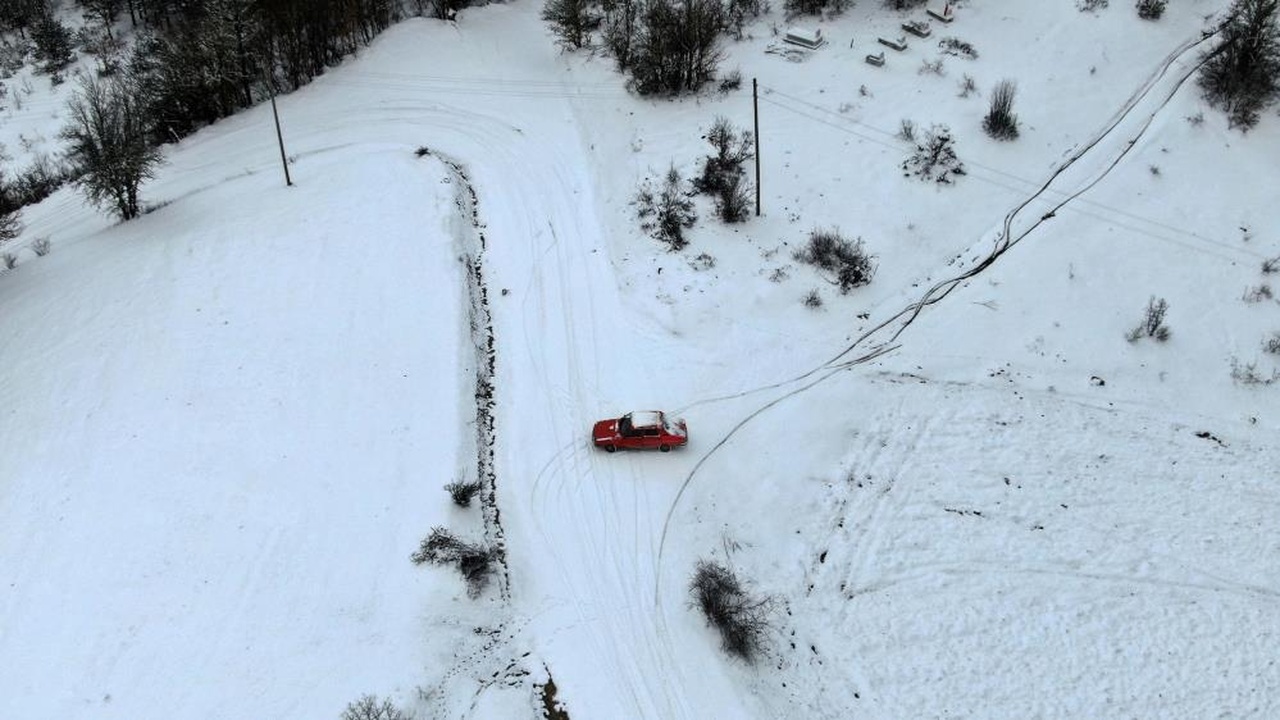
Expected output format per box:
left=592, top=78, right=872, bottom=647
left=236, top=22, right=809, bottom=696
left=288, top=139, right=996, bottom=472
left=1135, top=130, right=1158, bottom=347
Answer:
left=268, top=82, right=293, bottom=187
left=752, top=78, right=761, bottom=216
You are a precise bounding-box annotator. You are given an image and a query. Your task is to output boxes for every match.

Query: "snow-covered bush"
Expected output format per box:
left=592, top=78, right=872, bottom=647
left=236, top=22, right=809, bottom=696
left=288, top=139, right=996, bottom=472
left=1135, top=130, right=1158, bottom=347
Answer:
left=1126, top=296, right=1171, bottom=342
left=411, top=528, right=496, bottom=598
left=1264, top=255, right=1280, bottom=274
left=340, top=694, right=409, bottom=720
left=636, top=165, right=697, bottom=251
left=1077, top=0, right=1109, bottom=12
left=30, top=236, right=50, bottom=257
left=2, top=252, right=16, bottom=270
left=0, top=208, right=20, bottom=245
left=802, top=288, right=824, bottom=308
left=883, top=0, right=927, bottom=9
left=627, top=0, right=724, bottom=96
left=794, top=227, right=877, bottom=293
left=1243, top=284, right=1274, bottom=303
left=1263, top=332, right=1280, bottom=355
left=1136, top=0, right=1167, bottom=20
left=445, top=480, right=482, bottom=507
left=902, top=124, right=966, bottom=183
left=939, top=37, right=979, bottom=60
left=1230, top=356, right=1280, bottom=385
left=983, top=79, right=1020, bottom=140
left=689, top=559, right=771, bottom=663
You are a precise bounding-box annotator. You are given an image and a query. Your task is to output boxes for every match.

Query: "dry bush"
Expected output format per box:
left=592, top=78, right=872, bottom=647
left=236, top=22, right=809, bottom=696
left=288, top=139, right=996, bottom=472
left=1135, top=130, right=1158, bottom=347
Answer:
left=983, top=79, right=1020, bottom=140
left=1243, top=284, right=1274, bottom=303
left=689, top=559, right=772, bottom=663
left=1126, top=296, right=1171, bottom=342
left=411, top=527, right=495, bottom=597
left=445, top=480, right=483, bottom=507
left=794, top=228, right=876, bottom=293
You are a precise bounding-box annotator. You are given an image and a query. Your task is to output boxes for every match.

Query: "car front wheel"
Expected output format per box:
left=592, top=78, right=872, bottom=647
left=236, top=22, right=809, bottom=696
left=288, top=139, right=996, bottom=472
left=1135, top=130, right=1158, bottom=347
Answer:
left=659, top=444, right=671, bottom=452
left=603, top=444, right=616, bottom=453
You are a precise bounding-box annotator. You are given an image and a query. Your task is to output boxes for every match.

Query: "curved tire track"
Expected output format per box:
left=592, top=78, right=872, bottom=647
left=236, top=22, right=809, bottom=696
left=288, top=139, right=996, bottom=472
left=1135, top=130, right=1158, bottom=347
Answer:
left=654, top=26, right=1223, bottom=600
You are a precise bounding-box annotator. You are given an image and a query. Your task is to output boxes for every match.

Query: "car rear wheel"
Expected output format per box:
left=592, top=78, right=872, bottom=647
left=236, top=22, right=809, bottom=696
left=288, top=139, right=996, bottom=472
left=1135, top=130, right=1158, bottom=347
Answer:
left=659, top=444, right=671, bottom=452
left=603, top=444, right=616, bottom=453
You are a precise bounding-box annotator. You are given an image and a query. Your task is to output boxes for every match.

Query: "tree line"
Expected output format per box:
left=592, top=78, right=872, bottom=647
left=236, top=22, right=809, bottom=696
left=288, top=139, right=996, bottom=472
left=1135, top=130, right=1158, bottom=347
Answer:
left=1, top=0, right=1279, bottom=239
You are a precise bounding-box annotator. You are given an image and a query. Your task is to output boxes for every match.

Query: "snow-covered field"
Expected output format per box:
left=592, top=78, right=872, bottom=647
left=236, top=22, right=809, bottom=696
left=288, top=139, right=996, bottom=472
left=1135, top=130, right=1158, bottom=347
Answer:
left=3, top=1, right=1279, bottom=718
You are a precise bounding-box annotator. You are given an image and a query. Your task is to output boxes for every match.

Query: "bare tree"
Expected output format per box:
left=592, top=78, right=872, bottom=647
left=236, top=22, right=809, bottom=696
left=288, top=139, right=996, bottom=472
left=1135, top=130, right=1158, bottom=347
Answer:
left=1200, top=0, right=1280, bottom=128
left=62, top=75, right=164, bottom=221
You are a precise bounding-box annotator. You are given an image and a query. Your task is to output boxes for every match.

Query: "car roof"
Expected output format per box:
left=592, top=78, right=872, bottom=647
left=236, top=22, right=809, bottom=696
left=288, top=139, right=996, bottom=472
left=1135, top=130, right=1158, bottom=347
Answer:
left=629, top=410, right=663, bottom=427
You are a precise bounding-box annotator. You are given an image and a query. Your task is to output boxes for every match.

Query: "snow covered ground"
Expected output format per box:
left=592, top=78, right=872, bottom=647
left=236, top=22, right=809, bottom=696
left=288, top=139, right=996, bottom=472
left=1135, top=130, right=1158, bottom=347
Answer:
left=3, top=1, right=1279, bottom=718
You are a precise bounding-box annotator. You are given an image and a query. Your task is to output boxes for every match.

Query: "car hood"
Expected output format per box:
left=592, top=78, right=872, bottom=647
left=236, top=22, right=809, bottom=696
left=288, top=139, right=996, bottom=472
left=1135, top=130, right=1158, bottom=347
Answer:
left=593, top=419, right=619, bottom=438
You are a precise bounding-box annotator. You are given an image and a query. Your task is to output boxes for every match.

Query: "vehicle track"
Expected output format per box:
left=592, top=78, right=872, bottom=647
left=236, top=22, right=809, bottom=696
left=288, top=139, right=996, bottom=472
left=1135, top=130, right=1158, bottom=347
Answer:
left=654, top=25, right=1225, bottom=602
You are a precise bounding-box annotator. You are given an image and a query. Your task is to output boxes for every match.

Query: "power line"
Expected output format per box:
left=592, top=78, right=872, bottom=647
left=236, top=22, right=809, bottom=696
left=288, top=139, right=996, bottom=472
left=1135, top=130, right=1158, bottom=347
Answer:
left=756, top=84, right=1264, bottom=262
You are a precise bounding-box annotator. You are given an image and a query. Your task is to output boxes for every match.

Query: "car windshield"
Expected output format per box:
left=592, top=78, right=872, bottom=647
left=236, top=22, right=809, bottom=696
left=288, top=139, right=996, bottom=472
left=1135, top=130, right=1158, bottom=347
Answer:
left=618, top=415, right=633, bottom=436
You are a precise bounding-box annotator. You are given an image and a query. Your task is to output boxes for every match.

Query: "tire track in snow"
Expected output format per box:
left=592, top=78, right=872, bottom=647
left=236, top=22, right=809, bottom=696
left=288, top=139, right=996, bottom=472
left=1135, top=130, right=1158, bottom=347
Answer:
left=655, top=26, right=1223, bottom=600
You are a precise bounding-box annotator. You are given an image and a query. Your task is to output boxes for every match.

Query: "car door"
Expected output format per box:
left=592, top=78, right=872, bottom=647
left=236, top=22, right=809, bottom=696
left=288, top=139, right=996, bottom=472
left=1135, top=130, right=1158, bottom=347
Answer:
left=642, top=426, right=662, bottom=448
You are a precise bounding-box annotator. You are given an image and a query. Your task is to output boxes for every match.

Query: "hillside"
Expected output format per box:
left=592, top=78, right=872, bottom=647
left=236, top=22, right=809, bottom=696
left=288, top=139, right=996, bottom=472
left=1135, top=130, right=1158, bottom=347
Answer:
left=2, top=1, right=1279, bottom=719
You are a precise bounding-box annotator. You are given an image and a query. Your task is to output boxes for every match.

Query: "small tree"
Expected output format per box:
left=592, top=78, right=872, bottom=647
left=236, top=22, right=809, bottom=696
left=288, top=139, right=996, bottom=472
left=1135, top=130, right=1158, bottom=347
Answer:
left=1199, top=0, right=1280, bottom=129
left=1126, top=296, right=1171, bottom=342
left=628, top=0, right=724, bottom=96
left=636, top=165, right=697, bottom=250
left=693, top=116, right=754, bottom=223
left=543, top=0, right=596, bottom=50
left=340, top=695, right=410, bottom=720
left=1136, top=0, right=1167, bottom=20
left=902, top=124, right=966, bottom=184
left=62, top=75, right=165, bottom=221
left=31, top=10, right=75, bottom=72
left=982, top=79, right=1019, bottom=140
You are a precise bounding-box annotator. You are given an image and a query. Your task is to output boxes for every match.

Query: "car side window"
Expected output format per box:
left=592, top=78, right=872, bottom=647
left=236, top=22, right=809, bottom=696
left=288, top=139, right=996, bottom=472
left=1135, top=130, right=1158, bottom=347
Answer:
left=643, top=427, right=660, bottom=437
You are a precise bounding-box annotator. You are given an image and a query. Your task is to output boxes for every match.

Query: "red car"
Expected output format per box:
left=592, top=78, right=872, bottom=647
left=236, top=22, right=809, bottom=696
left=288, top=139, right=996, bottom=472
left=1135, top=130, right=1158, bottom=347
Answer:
left=592, top=410, right=688, bottom=453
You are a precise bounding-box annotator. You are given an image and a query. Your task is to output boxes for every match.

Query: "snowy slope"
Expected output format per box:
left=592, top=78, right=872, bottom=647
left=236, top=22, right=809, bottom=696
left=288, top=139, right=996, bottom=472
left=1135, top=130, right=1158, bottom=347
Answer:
left=3, top=1, right=1280, bottom=718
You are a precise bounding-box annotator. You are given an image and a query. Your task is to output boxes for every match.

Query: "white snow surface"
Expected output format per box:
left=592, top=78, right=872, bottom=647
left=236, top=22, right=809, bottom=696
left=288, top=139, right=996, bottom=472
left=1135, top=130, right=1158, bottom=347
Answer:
left=3, top=2, right=1280, bottom=719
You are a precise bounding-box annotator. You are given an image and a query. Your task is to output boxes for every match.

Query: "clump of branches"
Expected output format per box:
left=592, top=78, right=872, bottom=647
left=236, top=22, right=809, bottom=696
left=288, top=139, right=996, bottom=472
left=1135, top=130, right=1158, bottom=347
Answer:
left=636, top=165, right=697, bottom=251
left=794, top=227, right=876, bottom=293
left=1263, top=332, right=1280, bottom=355
left=1243, top=284, right=1274, bottom=303
left=939, top=37, right=978, bottom=59
left=983, top=79, right=1020, bottom=140
left=1262, top=255, right=1280, bottom=274
left=1078, top=0, right=1109, bottom=12
left=689, top=559, right=772, bottom=663
left=1136, top=0, right=1167, bottom=20
left=902, top=124, right=966, bottom=183
left=883, top=0, right=927, bottom=9
left=1231, top=356, right=1280, bottom=385
left=340, top=695, right=410, bottom=720
left=1198, top=0, right=1280, bottom=129
left=693, top=116, right=754, bottom=223
left=1125, top=296, right=1171, bottom=342
left=445, top=480, right=483, bottom=507
left=411, top=527, right=496, bottom=598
